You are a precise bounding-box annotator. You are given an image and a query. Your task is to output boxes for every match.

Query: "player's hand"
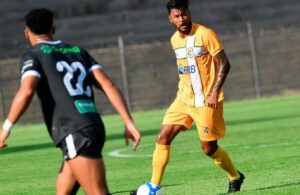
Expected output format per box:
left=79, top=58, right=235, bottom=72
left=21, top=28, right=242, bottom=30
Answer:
left=124, top=122, right=141, bottom=150
left=0, top=130, right=10, bottom=150
left=206, top=93, right=218, bottom=109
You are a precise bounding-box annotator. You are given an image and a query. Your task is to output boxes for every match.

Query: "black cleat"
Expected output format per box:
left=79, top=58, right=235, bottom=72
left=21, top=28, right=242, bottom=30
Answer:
left=130, top=190, right=137, bottom=195
left=228, top=171, right=245, bottom=193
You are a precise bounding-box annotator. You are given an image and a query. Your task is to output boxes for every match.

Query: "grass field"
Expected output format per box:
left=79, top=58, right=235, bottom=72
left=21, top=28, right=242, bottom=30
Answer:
left=1, top=95, right=300, bottom=195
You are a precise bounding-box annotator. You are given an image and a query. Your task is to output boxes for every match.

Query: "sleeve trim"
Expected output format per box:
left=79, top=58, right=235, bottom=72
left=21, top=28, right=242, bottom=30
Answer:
left=211, top=48, right=223, bottom=57
left=21, top=70, right=41, bottom=81
left=89, top=64, right=102, bottom=73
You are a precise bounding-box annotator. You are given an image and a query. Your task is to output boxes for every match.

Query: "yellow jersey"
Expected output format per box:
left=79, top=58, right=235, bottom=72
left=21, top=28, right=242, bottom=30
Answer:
left=171, top=23, right=225, bottom=107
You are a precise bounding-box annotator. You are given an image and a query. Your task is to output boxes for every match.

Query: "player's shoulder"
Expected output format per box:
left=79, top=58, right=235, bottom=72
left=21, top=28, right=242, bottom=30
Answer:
left=194, top=23, right=218, bottom=37
left=19, top=49, right=40, bottom=73
left=20, top=47, right=39, bottom=62
left=194, top=23, right=209, bottom=30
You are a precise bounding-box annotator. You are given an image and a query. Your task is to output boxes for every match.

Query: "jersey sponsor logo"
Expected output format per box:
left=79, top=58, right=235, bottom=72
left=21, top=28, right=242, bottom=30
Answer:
left=74, top=99, right=98, bottom=114
left=178, top=65, right=196, bottom=75
left=40, top=45, right=80, bottom=54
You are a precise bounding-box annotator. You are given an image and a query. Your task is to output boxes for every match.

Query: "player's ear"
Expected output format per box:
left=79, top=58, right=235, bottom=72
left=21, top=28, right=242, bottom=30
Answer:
left=168, top=15, right=173, bottom=23
left=24, top=28, right=29, bottom=40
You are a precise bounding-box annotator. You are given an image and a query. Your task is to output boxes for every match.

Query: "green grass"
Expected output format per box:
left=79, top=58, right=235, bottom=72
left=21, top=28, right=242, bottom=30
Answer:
left=1, top=95, right=300, bottom=194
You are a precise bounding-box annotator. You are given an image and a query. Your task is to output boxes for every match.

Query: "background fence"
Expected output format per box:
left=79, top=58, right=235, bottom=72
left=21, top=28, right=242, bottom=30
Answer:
left=0, top=23, right=299, bottom=124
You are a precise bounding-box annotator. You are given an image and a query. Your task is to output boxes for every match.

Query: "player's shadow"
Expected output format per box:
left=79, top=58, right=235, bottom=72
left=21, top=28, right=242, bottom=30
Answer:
left=105, top=127, right=164, bottom=141
left=106, top=125, right=197, bottom=141
left=218, top=181, right=300, bottom=195
left=0, top=128, right=163, bottom=155
left=0, top=142, right=54, bottom=155
left=226, top=114, right=300, bottom=126
left=110, top=183, right=183, bottom=194
left=249, top=181, right=300, bottom=192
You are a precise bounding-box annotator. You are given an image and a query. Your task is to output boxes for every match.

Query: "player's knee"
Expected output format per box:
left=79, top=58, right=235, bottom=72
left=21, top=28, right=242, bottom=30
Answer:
left=201, top=142, right=218, bottom=156
left=156, top=125, right=184, bottom=145
left=156, top=133, right=170, bottom=145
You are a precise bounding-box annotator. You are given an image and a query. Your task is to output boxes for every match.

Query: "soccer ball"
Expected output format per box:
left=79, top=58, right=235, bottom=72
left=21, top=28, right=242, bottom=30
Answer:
left=136, top=182, right=163, bottom=195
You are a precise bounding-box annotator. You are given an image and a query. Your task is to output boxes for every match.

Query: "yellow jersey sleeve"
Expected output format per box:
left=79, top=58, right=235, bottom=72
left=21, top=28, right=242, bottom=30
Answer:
left=202, top=29, right=223, bottom=56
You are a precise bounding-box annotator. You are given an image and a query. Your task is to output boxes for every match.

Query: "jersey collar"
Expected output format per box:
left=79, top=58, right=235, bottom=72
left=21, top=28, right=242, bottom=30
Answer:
left=37, top=40, right=62, bottom=45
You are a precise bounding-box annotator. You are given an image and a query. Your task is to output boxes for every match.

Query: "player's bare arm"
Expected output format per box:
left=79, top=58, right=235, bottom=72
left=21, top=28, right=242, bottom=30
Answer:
left=91, top=68, right=141, bottom=149
left=0, top=76, right=39, bottom=148
left=207, top=50, right=231, bottom=109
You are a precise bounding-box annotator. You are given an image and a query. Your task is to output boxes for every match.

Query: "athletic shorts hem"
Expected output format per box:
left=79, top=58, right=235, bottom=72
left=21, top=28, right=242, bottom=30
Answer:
left=77, top=153, right=102, bottom=160
left=162, top=122, right=190, bottom=129
left=199, top=134, right=225, bottom=142
left=59, top=124, right=105, bottom=160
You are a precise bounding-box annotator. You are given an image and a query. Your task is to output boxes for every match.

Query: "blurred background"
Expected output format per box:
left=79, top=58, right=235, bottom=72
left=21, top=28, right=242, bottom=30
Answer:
left=0, top=0, right=299, bottom=123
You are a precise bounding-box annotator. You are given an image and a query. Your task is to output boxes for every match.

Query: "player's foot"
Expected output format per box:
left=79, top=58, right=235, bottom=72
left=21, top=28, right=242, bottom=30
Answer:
left=228, top=171, right=245, bottom=193
left=130, top=190, right=137, bottom=195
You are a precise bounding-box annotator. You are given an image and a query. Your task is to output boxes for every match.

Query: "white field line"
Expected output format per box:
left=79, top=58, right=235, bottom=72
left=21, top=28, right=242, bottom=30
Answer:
left=108, top=142, right=300, bottom=158
left=109, top=144, right=153, bottom=158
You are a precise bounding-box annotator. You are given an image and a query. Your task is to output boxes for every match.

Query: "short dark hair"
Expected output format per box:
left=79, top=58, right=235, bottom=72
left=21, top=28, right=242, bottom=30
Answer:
left=24, top=8, right=53, bottom=35
left=166, top=0, right=190, bottom=14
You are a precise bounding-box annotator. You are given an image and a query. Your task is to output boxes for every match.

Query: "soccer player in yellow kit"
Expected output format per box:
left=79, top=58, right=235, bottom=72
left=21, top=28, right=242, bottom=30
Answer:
left=132, top=0, right=245, bottom=194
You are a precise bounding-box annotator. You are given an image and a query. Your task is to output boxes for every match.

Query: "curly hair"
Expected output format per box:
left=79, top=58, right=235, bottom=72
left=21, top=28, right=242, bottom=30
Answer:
left=24, top=8, right=53, bottom=35
left=166, top=0, right=190, bottom=14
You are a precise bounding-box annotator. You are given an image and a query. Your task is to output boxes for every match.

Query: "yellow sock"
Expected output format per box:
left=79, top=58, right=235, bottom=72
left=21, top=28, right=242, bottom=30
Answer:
left=211, top=147, right=240, bottom=181
left=150, top=143, right=170, bottom=185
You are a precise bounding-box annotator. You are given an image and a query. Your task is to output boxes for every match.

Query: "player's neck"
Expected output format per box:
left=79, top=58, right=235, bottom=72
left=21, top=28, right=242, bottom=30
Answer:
left=30, top=34, right=53, bottom=46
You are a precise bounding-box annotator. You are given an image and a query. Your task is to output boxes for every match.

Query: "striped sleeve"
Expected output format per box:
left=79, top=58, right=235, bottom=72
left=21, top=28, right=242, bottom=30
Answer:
left=19, top=53, right=42, bottom=81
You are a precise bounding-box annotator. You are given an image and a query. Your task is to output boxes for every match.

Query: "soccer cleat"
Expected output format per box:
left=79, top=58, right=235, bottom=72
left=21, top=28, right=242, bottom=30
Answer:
left=130, top=190, right=137, bottom=195
left=228, top=171, right=245, bottom=193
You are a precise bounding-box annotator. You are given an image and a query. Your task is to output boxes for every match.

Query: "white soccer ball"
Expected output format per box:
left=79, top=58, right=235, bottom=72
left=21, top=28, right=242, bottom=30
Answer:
left=136, top=182, right=163, bottom=195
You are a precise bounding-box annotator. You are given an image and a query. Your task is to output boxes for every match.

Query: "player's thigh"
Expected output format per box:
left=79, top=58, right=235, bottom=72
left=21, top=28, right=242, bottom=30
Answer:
left=67, top=156, right=105, bottom=179
left=192, top=101, right=226, bottom=141
left=157, top=124, right=186, bottom=145
left=56, top=161, right=78, bottom=195
left=162, top=100, right=193, bottom=128
left=66, top=156, right=107, bottom=194
left=160, top=100, right=193, bottom=144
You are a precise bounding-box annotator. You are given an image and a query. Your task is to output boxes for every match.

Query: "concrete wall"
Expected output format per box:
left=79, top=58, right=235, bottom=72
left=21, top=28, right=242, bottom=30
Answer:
left=0, top=0, right=300, bottom=123
left=1, top=28, right=300, bottom=123
left=1, top=0, right=299, bottom=58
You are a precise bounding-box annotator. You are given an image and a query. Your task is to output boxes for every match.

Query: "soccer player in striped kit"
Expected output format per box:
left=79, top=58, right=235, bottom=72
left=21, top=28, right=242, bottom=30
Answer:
left=132, top=0, right=244, bottom=194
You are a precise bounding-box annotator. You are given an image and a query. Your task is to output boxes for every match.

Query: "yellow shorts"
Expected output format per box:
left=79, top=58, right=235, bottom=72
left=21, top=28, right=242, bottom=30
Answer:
left=162, top=100, right=226, bottom=141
